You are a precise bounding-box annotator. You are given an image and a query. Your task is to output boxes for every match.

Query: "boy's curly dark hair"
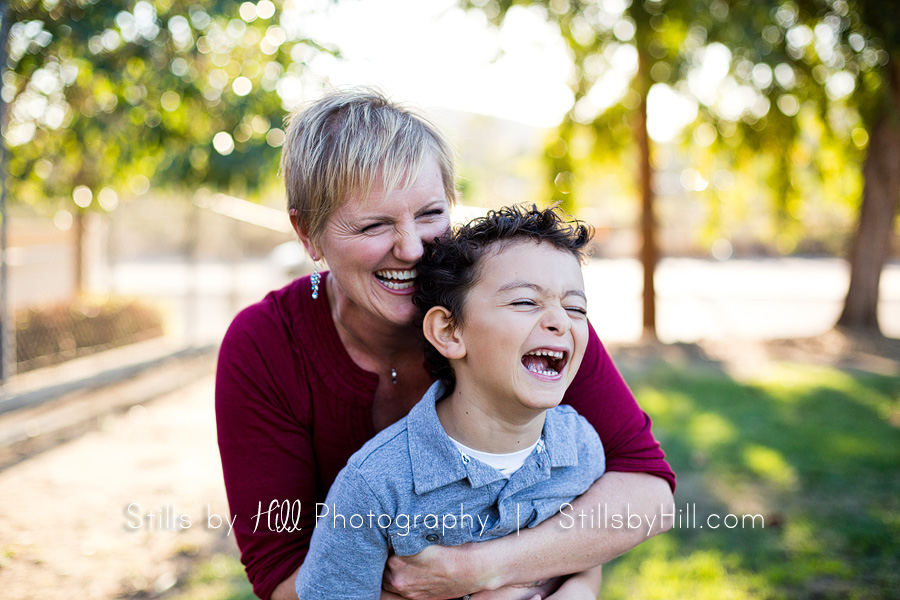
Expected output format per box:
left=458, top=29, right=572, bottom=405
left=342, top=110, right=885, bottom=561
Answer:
left=412, top=204, right=593, bottom=394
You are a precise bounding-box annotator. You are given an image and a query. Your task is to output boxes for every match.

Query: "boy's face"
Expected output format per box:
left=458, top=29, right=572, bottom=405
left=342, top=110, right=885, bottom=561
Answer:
left=450, top=240, right=589, bottom=417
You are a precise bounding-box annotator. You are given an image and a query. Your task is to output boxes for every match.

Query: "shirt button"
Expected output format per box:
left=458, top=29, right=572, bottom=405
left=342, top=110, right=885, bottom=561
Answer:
left=426, top=534, right=439, bottom=542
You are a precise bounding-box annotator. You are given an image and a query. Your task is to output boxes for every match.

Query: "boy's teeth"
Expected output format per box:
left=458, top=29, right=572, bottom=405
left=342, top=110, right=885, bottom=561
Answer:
left=525, top=349, right=564, bottom=359
left=525, top=363, right=559, bottom=376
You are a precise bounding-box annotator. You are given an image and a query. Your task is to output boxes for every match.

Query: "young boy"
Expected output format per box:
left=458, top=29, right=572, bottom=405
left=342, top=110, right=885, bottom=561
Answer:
left=296, top=205, right=606, bottom=600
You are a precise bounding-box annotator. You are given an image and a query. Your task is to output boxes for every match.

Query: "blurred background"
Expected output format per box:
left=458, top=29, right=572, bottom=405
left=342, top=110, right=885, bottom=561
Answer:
left=0, top=0, right=898, bottom=599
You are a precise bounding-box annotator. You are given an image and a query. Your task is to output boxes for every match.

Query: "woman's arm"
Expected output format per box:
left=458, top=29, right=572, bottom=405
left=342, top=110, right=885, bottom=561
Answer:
left=271, top=568, right=301, bottom=600
left=216, top=301, right=318, bottom=600
left=383, top=472, right=672, bottom=599
left=487, top=471, right=672, bottom=586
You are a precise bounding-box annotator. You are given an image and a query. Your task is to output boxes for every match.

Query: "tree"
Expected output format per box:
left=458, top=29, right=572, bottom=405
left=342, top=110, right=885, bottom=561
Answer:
left=834, top=1, right=899, bottom=332
left=467, top=0, right=898, bottom=338
left=1, top=0, right=330, bottom=291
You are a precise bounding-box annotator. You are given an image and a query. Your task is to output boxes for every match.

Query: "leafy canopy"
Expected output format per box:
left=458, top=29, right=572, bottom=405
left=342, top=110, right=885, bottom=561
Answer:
left=2, top=0, right=332, bottom=211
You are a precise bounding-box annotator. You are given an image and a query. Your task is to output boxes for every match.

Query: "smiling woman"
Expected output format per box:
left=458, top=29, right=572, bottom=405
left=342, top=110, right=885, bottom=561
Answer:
left=215, top=88, right=675, bottom=600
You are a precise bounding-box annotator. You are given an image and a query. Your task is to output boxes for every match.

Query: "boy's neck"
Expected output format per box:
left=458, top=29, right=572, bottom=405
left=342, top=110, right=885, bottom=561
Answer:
left=435, top=384, right=547, bottom=454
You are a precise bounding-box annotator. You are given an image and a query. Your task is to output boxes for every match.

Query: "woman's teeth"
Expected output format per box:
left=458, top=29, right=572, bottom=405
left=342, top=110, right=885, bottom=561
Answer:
left=375, top=269, right=417, bottom=290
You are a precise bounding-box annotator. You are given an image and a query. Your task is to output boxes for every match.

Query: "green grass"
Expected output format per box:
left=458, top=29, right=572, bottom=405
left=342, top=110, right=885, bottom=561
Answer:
left=604, top=363, right=900, bottom=600
left=164, top=552, right=255, bottom=600
left=169, top=363, right=900, bottom=600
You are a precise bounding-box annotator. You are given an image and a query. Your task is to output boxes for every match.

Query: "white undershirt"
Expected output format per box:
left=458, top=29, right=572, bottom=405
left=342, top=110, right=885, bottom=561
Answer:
left=449, top=435, right=542, bottom=478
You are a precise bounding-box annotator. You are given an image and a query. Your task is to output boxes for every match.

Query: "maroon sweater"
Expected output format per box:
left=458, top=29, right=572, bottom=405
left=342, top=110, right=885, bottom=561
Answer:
left=216, top=274, right=675, bottom=600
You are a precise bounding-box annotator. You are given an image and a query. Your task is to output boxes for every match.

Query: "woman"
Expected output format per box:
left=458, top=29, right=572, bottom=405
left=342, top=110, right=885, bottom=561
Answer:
left=216, top=89, right=675, bottom=600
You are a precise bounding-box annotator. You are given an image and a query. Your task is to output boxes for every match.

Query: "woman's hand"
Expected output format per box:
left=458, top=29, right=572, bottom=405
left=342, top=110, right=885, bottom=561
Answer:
left=383, top=545, right=564, bottom=600
left=468, top=578, right=562, bottom=600
left=541, top=566, right=602, bottom=600
left=467, top=568, right=601, bottom=600
left=383, top=544, right=489, bottom=600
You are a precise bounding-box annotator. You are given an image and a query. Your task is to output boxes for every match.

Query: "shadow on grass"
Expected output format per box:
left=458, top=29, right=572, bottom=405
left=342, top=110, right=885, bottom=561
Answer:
left=605, top=363, right=900, bottom=600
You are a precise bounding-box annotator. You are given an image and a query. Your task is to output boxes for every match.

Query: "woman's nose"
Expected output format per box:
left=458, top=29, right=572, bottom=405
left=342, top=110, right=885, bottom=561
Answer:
left=393, top=224, right=425, bottom=263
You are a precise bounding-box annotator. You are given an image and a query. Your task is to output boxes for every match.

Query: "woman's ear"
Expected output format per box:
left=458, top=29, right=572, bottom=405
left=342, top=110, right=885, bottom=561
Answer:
left=292, top=220, right=320, bottom=261
left=422, top=306, right=466, bottom=360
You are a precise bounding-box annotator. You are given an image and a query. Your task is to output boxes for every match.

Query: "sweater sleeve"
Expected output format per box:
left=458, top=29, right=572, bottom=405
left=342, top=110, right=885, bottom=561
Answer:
left=562, top=323, right=676, bottom=492
left=215, top=301, right=318, bottom=600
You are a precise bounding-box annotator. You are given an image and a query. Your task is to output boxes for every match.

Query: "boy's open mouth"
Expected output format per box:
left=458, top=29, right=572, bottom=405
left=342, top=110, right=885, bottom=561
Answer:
left=374, top=268, right=417, bottom=291
left=521, top=349, right=568, bottom=378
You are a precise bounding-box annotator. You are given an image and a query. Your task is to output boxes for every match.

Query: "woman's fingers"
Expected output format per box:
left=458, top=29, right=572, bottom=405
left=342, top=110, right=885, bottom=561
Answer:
left=383, top=546, right=474, bottom=600
left=467, top=587, right=545, bottom=600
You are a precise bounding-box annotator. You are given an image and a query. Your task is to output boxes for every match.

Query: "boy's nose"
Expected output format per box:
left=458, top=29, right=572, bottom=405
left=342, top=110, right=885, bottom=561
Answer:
left=543, top=305, right=572, bottom=334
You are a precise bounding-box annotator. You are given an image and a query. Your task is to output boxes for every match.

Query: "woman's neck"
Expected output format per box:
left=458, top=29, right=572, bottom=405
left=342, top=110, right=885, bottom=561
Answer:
left=325, top=273, right=421, bottom=365
left=435, top=385, right=546, bottom=454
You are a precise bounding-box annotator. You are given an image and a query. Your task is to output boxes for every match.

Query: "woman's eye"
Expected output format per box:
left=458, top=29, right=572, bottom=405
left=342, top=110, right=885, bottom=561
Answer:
left=418, top=209, right=445, bottom=219
left=359, top=223, right=385, bottom=233
left=566, top=307, right=588, bottom=315
left=511, top=300, right=537, bottom=307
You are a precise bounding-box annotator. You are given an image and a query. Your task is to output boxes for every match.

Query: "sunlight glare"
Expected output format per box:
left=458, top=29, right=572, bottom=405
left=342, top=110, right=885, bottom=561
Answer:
left=688, top=42, right=731, bottom=107
left=286, top=0, right=572, bottom=127
left=647, top=84, right=698, bottom=142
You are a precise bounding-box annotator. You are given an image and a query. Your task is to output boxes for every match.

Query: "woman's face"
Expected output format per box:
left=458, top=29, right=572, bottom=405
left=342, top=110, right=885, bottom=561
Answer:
left=314, top=157, right=451, bottom=327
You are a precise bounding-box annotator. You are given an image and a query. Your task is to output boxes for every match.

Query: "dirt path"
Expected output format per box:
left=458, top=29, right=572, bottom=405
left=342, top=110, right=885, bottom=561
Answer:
left=0, top=372, right=233, bottom=599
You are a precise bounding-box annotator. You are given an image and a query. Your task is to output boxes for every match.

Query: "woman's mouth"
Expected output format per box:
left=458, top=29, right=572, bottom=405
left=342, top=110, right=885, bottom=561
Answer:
left=521, top=348, right=568, bottom=379
left=374, top=268, right=417, bottom=291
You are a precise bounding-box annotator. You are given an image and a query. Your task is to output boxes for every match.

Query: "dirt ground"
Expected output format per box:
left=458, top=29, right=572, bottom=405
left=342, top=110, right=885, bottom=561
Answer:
left=0, top=330, right=897, bottom=600
left=0, top=370, right=234, bottom=600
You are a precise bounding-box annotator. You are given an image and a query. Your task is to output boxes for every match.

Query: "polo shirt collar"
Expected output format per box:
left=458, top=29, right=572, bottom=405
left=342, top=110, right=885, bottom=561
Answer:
left=541, top=405, right=580, bottom=468
left=406, top=381, right=580, bottom=493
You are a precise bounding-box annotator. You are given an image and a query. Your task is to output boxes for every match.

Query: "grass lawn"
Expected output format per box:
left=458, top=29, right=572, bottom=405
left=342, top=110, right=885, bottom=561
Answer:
left=170, top=362, right=900, bottom=600
left=604, top=363, right=900, bottom=600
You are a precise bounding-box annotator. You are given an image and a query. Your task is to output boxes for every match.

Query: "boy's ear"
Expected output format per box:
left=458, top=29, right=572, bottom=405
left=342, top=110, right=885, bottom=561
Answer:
left=422, top=306, right=466, bottom=360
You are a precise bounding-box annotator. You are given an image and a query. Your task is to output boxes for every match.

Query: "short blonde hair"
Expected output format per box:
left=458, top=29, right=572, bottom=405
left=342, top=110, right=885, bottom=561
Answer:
left=281, top=88, right=457, bottom=243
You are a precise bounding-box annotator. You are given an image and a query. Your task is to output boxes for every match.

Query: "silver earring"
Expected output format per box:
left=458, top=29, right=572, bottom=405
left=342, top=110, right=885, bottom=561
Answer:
left=310, top=262, right=320, bottom=299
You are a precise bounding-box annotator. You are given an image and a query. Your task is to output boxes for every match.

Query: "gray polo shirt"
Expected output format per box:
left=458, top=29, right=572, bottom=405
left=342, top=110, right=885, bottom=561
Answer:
left=296, top=381, right=605, bottom=600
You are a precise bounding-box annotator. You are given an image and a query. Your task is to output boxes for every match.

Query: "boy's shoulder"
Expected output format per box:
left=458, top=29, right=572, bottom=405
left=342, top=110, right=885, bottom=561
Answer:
left=346, top=415, right=414, bottom=475
left=548, top=403, right=598, bottom=435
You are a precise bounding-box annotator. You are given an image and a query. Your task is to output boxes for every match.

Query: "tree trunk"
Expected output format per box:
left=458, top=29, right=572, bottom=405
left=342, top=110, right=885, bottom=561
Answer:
left=838, top=59, right=900, bottom=333
left=635, top=48, right=657, bottom=339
